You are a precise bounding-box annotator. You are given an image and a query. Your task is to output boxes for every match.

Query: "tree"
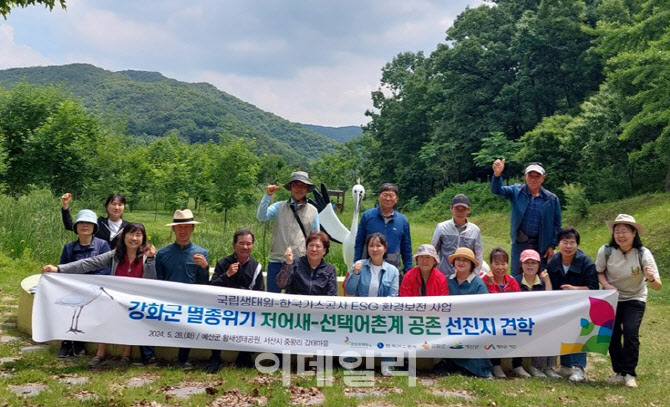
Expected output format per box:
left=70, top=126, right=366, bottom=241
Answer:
left=211, top=138, right=259, bottom=232
left=0, top=83, right=68, bottom=195
left=26, top=99, right=104, bottom=195
left=145, top=134, right=192, bottom=211
left=0, top=0, right=65, bottom=18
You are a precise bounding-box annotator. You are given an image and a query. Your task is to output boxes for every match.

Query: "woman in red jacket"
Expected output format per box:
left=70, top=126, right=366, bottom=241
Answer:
left=400, top=244, right=448, bottom=297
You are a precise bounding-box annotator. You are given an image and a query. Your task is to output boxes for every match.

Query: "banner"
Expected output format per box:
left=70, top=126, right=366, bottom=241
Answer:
left=33, top=274, right=618, bottom=357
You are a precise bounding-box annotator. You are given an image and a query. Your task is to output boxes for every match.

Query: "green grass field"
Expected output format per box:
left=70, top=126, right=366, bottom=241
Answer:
left=0, top=190, right=668, bottom=405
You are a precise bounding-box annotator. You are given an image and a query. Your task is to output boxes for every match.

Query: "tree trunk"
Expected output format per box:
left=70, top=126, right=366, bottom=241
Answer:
left=665, top=162, right=670, bottom=192
left=223, top=209, right=228, bottom=237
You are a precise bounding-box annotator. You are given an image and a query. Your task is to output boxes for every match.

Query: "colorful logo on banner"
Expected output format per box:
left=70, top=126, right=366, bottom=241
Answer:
left=560, top=297, right=615, bottom=355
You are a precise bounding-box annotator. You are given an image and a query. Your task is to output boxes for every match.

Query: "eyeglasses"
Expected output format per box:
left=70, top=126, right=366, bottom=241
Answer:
left=614, top=230, right=632, bottom=236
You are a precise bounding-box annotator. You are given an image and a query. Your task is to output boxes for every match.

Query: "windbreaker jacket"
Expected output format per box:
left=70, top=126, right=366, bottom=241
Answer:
left=344, top=259, right=399, bottom=297
left=491, top=175, right=561, bottom=254
left=57, top=250, right=156, bottom=279
left=277, top=256, right=337, bottom=296
left=399, top=267, right=449, bottom=297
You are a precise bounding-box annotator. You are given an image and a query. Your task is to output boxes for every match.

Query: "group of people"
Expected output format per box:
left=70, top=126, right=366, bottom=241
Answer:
left=40, top=162, right=662, bottom=387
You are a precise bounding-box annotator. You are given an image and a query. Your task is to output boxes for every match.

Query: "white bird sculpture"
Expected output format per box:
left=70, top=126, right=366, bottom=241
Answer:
left=55, top=285, right=114, bottom=334
left=312, top=181, right=365, bottom=270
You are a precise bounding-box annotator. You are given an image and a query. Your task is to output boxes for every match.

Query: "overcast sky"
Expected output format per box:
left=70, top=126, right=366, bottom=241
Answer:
left=1, top=0, right=483, bottom=127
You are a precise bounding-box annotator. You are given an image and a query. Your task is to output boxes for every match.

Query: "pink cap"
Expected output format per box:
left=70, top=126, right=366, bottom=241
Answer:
left=520, top=249, right=541, bottom=263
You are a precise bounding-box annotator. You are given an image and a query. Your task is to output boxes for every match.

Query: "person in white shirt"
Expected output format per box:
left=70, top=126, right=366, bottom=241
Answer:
left=596, top=214, right=662, bottom=388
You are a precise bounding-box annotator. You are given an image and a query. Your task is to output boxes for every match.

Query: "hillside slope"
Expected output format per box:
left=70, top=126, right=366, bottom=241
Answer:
left=0, top=64, right=337, bottom=163
left=300, top=124, right=362, bottom=143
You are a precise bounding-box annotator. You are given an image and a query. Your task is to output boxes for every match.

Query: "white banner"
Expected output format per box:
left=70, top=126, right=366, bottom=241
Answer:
left=33, top=274, right=618, bottom=357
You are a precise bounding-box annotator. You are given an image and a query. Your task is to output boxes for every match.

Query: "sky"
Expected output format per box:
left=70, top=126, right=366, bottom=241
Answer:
left=1, top=0, right=484, bottom=127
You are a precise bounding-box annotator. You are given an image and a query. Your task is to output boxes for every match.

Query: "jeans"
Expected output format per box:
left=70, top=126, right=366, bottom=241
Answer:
left=560, top=352, right=586, bottom=369
left=610, top=300, right=646, bottom=377
left=178, top=348, right=191, bottom=364
left=266, top=262, right=283, bottom=293
left=139, top=346, right=155, bottom=364
left=491, top=358, right=522, bottom=368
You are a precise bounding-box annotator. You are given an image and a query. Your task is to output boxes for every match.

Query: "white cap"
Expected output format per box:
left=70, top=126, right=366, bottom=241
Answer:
left=524, top=164, right=545, bottom=175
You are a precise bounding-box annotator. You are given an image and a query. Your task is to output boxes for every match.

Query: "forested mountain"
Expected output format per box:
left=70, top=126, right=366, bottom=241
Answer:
left=300, top=124, right=362, bottom=143
left=0, top=64, right=336, bottom=164
left=312, top=0, right=670, bottom=205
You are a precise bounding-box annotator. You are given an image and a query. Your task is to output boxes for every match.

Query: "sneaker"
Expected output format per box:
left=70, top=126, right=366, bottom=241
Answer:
left=119, top=356, right=131, bottom=366
left=72, top=342, right=87, bottom=357
left=557, top=366, right=574, bottom=377
left=380, top=365, right=394, bottom=376
left=236, top=352, right=255, bottom=369
left=492, top=365, right=506, bottom=378
left=607, top=373, right=625, bottom=384
left=543, top=368, right=562, bottom=378
left=177, top=361, right=194, bottom=370
left=206, top=357, right=222, bottom=374
left=143, top=357, right=157, bottom=366
left=528, top=366, right=547, bottom=377
left=624, top=374, right=637, bottom=388
left=569, top=367, right=586, bottom=382
left=88, top=355, right=104, bottom=367
left=512, top=366, right=531, bottom=378
left=57, top=341, right=73, bottom=358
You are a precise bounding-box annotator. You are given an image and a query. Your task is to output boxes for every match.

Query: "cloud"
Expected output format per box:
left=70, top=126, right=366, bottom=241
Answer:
left=0, top=25, right=51, bottom=69
left=190, top=53, right=384, bottom=127
left=2, top=0, right=485, bottom=124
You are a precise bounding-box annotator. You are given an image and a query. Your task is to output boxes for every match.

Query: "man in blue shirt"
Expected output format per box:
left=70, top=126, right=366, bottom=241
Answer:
left=354, top=183, right=413, bottom=274
left=156, top=209, right=210, bottom=367
left=491, top=159, right=561, bottom=276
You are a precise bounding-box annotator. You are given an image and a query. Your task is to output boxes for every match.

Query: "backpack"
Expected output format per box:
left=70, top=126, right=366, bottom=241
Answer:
left=604, top=244, right=645, bottom=267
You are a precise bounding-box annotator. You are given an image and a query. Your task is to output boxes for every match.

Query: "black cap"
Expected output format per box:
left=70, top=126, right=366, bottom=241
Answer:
left=451, top=194, right=470, bottom=208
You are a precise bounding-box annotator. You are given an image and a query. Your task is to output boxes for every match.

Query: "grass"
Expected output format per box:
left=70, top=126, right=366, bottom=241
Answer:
left=0, top=190, right=669, bottom=405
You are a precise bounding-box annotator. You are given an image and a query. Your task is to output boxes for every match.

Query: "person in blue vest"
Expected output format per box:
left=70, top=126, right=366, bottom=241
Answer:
left=55, top=209, right=111, bottom=358
left=354, top=183, right=413, bottom=274
left=491, top=159, right=561, bottom=276
left=257, top=171, right=319, bottom=293
left=156, top=209, right=209, bottom=368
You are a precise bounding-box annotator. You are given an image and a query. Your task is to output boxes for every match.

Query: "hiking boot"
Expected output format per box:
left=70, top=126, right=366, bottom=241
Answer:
left=72, top=341, right=87, bottom=357
left=206, top=357, right=222, bottom=374
left=57, top=341, right=72, bottom=358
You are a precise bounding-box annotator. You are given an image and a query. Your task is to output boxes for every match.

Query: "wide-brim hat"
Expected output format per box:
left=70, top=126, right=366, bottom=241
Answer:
left=413, top=244, right=440, bottom=264
left=607, top=214, right=644, bottom=236
left=166, top=209, right=201, bottom=226
left=283, top=171, right=315, bottom=192
left=448, top=247, right=480, bottom=268
left=73, top=209, right=98, bottom=235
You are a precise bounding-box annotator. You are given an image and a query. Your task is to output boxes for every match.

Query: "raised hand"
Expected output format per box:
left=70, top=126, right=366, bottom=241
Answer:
left=492, top=158, right=506, bottom=177
left=352, top=260, right=364, bottom=275
left=284, top=247, right=293, bottom=264
left=193, top=253, right=209, bottom=269
left=61, top=193, right=72, bottom=209
left=227, top=262, right=240, bottom=277
left=267, top=185, right=280, bottom=195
